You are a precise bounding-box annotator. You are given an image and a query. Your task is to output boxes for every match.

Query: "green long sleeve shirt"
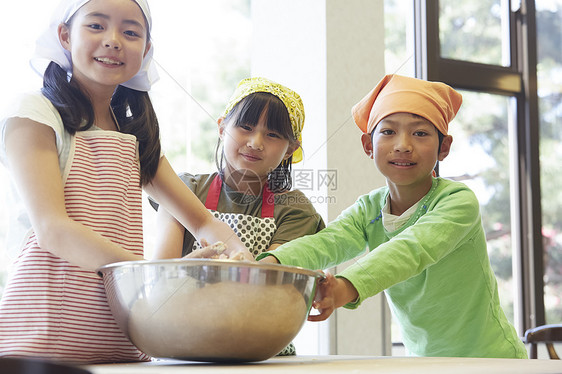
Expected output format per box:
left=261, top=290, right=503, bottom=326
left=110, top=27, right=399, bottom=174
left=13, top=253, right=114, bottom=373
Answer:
left=259, top=178, right=527, bottom=358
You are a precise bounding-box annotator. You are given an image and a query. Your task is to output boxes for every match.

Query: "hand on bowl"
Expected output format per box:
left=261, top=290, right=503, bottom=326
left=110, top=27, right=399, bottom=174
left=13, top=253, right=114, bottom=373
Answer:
left=307, top=271, right=359, bottom=322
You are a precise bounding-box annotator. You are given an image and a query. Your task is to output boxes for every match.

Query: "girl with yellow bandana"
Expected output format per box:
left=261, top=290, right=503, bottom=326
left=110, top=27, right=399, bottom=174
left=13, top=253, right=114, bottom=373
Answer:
left=150, top=77, right=325, bottom=356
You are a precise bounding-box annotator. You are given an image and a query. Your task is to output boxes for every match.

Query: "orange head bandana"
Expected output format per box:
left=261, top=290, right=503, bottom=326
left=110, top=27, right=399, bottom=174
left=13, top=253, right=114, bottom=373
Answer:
left=351, top=74, right=462, bottom=136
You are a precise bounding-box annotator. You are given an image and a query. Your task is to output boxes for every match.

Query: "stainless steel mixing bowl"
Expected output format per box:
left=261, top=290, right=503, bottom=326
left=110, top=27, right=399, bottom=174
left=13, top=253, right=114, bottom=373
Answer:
left=97, top=259, right=323, bottom=362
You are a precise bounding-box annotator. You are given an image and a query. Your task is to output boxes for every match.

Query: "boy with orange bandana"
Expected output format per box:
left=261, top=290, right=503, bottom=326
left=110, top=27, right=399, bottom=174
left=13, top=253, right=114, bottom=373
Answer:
left=258, top=74, right=527, bottom=358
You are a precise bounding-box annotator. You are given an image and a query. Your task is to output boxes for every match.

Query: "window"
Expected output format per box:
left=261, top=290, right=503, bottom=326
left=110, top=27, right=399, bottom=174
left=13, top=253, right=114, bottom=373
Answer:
left=439, top=0, right=511, bottom=66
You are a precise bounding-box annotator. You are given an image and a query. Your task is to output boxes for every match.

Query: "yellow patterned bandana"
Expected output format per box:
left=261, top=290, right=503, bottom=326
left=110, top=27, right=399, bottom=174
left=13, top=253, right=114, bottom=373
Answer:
left=223, top=77, right=305, bottom=163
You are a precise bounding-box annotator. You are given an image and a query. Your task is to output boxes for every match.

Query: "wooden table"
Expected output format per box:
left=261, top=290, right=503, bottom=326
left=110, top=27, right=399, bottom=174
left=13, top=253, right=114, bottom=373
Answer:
left=84, top=355, right=562, bottom=374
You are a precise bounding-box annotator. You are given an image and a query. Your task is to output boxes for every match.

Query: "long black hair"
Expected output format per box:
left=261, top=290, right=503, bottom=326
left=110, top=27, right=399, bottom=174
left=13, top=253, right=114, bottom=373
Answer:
left=42, top=62, right=161, bottom=186
left=41, top=8, right=160, bottom=186
left=215, top=92, right=299, bottom=193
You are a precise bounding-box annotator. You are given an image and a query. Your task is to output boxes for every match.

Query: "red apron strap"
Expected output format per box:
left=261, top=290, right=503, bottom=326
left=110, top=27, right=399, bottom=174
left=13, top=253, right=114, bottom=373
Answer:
left=261, top=184, right=275, bottom=218
left=204, top=174, right=222, bottom=211
left=206, top=173, right=275, bottom=218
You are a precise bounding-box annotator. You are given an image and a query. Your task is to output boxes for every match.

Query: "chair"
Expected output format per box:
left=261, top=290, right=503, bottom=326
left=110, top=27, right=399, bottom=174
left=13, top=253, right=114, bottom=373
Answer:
left=524, top=324, right=562, bottom=359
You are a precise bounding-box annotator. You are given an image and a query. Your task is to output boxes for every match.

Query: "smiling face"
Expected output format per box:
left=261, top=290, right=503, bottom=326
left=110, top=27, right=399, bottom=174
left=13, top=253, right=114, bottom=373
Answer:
left=362, top=112, right=452, bottom=194
left=219, top=107, right=297, bottom=185
left=58, top=0, right=150, bottom=93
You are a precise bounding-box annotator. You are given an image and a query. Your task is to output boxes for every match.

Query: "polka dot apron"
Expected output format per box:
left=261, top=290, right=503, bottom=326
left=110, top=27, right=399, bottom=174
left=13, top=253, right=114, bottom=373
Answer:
left=193, top=174, right=276, bottom=258
left=197, top=174, right=295, bottom=356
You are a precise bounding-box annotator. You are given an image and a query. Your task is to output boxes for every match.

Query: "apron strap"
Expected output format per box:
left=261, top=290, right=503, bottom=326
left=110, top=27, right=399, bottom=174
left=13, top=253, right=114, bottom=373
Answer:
left=204, top=174, right=223, bottom=211
left=205, top=174, right=275, bottom=218
left=260, top=185, right=275, bottom=218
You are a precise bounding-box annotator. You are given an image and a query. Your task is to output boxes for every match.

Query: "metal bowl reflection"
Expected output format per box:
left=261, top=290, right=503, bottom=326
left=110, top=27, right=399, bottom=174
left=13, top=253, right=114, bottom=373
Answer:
left=97, top=259, right=322, bottom=362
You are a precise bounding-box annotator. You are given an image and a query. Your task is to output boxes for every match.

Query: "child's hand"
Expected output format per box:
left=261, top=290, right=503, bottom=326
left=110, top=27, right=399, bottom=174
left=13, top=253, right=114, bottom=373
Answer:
left=307, top=272, right=359, bottom=322
left=201, top=238, right=254, bottom=261
left=184, top=239, right=254, bottom=261
left=183, top=240, right=227, bottom=259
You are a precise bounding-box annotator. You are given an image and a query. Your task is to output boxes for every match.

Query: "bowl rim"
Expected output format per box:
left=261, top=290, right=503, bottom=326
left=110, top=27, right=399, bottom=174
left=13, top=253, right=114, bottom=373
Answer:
left=97, top=258, right=325, bottom=279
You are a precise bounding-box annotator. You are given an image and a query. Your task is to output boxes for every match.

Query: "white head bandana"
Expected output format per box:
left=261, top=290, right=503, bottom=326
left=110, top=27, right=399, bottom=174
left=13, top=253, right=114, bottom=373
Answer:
left=31, top=0, right=159, bottom=91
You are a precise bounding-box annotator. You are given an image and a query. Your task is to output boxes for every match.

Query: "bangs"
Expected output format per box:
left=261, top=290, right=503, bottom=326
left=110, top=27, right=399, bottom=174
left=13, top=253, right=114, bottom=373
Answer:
left=226, top=92, right=294, bottom=140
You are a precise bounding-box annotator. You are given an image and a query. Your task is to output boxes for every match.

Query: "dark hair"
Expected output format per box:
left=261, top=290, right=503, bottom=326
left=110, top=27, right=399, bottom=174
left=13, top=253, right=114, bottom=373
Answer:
left=40, top=9, right=160, bottom=186
left=42, top=62, right=161, bottom=186
left=369, top=114, right=445, bottom=154
left=215, top=92, right=298, bottom=193
left=41, top=13, right=160, bottom=186
left=437, top=130, right=445, bottom=152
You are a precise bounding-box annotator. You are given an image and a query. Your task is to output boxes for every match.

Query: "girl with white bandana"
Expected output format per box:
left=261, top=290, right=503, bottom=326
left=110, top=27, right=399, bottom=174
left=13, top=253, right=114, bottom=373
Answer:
left=150, top=78, right=325, bottom=356
left=0, top=0, right=251, bottom=364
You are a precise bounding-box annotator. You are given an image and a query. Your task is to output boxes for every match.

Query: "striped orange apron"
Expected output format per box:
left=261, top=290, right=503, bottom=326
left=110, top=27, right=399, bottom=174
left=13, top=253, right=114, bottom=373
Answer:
left=0, top=131, right=150, bottom=363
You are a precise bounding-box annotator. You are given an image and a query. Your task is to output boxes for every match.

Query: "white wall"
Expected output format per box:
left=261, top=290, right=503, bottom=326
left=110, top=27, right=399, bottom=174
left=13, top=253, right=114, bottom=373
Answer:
left=252, top=0, right=390, bottom=356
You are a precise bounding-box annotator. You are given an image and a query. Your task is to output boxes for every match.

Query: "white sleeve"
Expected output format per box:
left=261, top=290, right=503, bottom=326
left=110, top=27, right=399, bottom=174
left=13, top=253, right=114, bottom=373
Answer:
left=0, top=91, right=69, bottom=260
left=0, top=91, right=66, bottom=166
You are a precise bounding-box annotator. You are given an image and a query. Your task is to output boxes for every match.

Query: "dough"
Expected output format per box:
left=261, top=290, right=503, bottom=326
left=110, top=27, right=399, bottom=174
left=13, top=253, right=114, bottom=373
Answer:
left=128, top=278, right=308, bottom=361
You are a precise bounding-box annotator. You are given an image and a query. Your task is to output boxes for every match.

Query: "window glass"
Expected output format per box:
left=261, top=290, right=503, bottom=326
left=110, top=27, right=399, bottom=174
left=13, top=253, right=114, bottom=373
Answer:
left=384, top=0, right=415, bottom=76
left=536, top=0, right=562, bottom=324
left=439, top=0, right=510, bottom=66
